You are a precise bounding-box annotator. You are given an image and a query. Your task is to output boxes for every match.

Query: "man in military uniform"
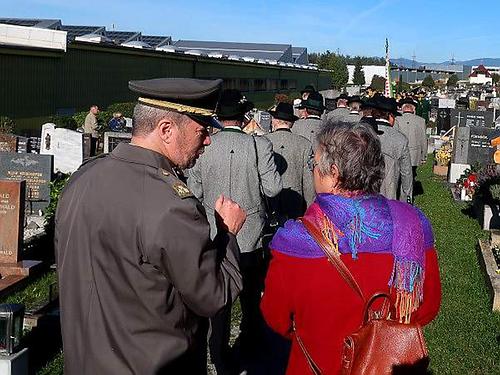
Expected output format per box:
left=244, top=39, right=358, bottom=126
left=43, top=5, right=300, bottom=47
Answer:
left=187, top=89, right=282, bottom=374
left=265, top=102, right=315, bottom=220
left=326, top=93, right=350, bottom=122
left=291, top=91, right=325, bottom=143
left=56, top=78, right=246, bottom=375
left=395, top=97, right=427, bottom=187
left=364, top=96, right=413, bottom=202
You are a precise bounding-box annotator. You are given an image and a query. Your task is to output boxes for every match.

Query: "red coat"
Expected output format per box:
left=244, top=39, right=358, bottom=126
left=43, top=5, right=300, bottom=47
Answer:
left=261, top=248, right=441, bottom=375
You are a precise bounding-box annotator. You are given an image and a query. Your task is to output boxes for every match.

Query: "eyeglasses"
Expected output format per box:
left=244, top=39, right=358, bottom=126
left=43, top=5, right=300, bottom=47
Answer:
left=307, top=159, right=319, bottom=172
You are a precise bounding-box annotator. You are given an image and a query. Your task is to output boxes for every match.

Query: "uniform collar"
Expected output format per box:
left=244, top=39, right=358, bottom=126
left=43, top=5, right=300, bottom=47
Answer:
left=111, top=143, right=175, bottom=174
left=222, top=125, right=244, bottom=133
left=349, top=111, right=360, bottom=115
left=274, top=128, right=291, bottom=132
left=306, top=115, right=321, bottom=120
left=376, top=118, right=392, bottom=127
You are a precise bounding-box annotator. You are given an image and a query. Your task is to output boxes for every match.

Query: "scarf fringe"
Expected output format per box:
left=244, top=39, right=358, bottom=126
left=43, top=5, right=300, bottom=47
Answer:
left=389, top=260, right=425, bottom=323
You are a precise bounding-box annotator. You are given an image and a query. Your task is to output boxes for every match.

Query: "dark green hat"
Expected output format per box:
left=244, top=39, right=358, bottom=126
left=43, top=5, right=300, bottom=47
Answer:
left=269, top=102, right=299, bottom=122
left=364, top=96, right=401, bottom=117
left=216, top=89, right=254, bottom=120
left=128, top=78, right=223, bottom=128
left=298, top=91, right=325, bottom=112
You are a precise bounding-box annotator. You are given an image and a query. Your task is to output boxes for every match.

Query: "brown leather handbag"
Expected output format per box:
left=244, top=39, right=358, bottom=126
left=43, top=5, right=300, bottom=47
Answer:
left=297, top=217, right=429, bottom=375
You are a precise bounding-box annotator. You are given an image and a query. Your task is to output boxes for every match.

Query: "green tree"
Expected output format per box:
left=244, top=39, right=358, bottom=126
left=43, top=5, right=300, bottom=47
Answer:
left=371, top=75, right=386, bottom=92
left=422, top=75, right=435, bottom=88
left=352, top=58, right=366, bottom=87
left=329, top=54, right=349, bottom=89
left=446, top=74, right=459, bottom=87
left=0, top=116, right=14, bottom=134
left=491, top=73, right=500, bottom=85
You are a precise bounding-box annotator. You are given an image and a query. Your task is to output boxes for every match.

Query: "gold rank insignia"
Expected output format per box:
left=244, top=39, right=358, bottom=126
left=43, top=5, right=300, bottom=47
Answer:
left=172, top=182, right=193, bottom=199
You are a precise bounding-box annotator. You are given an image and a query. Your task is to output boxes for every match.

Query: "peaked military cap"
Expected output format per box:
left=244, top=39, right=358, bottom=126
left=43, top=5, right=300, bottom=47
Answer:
left=301, top=84, right=317, bottom=95
left=269, top=102, right=299, bottom=122
left=217, top=89, right=254, bottom=120
left=298, top=91, right=326, bottom=111
left=128, top=78, right=223, bottom=128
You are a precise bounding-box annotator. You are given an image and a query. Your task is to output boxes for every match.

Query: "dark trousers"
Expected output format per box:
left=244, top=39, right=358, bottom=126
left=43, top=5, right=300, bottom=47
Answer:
left=209, top=250, right=266, bottom=374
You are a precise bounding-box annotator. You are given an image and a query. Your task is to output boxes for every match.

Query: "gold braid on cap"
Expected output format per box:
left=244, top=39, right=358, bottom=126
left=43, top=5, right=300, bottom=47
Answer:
left=138, top=97, right=215, bottom=116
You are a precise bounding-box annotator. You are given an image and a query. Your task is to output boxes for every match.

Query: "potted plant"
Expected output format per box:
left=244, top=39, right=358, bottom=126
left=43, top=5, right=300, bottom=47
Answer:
left=434, top=142, right=452, bottom=176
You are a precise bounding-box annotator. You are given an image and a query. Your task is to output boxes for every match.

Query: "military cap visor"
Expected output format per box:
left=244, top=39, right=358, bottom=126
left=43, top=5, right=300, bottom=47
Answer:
left=129, top=78, right=223, bottom=128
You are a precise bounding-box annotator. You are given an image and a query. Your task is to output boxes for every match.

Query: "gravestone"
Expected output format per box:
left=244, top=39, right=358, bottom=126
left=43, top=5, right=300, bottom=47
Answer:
left=258, top=111, right=272, bottom=133
left=438, top=98, right=456, bottom=109
left=0, top=135, right=17, bottom=153
left=437, top=108, right=451, bottom=133
left=16, top=137, right=28, bottom=154
left=82, top=134, right=92, bottom=160
left=40, top=123, right=83, bottom=173
left=452, top=126, right=495, bottom=166
left=451, top=109, right=494, bottom=128
left=0, top=153, right=53, bottom=213
left=103, top=132, right=132, bottom=153
left=0, top=181, right=25, bottom=264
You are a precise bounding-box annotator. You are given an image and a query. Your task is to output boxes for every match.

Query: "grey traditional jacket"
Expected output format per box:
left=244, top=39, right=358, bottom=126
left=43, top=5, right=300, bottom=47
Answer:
left=264, top=128, right=315, bottom=219
left=55, top=143, right=242, bottom=375
left=188, top=127, right=282, bottom=253
left=291, top=115, right=323, bottom=143
left=325, top=106, right=350, bottom=123
left=395, top=112, right=427, bottom=166
left=377, top=120, right=413, bottom=202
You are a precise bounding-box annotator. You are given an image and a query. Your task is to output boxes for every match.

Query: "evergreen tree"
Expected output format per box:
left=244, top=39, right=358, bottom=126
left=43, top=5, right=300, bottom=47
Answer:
left=446, top=74, right=459, bottom=87
left=422, top=75, right=435, bottom=88
left=329, top=54, right=349, bottom=89
left=371, top=75, right=386, bottom=92
left=353, top=58, right=366, bottom=87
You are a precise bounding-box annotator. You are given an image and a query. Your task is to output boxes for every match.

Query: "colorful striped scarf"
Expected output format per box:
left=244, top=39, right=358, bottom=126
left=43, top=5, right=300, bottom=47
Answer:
left=270, top=193, right=434, bottom=322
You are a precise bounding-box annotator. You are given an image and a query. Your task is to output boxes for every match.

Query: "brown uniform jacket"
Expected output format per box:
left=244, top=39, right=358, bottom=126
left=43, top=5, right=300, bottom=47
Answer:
left=55, top=143, right=242, bottom=375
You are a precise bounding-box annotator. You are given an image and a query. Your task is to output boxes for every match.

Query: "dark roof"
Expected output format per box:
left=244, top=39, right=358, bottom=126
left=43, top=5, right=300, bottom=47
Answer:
left=60, top=25, right=105, bottom=41
left=292, top=47, right=308, bottom=64
left=0, top=18, right=61, bottom=29
left=141, top=35, right=172, bottom=48
left=105, top=31, right=140, bottom=44
left=173, top=40, right=292, bottom=62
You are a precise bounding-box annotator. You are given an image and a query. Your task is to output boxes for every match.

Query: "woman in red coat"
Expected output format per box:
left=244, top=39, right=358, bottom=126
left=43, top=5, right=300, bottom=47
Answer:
left=261, top=122, right=441, bottom=374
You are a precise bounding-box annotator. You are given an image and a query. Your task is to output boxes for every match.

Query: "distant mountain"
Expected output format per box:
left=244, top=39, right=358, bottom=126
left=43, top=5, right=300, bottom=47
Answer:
left=391, top=57, right=500, bottom=68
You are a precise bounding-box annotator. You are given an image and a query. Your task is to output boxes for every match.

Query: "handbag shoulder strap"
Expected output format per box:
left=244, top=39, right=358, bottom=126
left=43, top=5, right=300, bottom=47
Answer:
left=300, top=217, right=366, bottom=303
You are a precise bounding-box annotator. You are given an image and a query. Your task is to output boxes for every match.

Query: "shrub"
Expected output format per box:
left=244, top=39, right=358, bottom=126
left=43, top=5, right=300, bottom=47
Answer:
left=0, top=116, right=15, bottom=134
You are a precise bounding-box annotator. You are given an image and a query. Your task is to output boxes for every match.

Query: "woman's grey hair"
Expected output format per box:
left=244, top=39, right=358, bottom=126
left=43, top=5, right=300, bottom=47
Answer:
left=314, top=122, right=385, bottom=194
left=132, top=103, right=187, bottom=136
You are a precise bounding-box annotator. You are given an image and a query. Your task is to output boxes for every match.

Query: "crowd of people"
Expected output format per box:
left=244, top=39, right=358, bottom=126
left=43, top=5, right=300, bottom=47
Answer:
left=55, top=77, right=441, bottom=375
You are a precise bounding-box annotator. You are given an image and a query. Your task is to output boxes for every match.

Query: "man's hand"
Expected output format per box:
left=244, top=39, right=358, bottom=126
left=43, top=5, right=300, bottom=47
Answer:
left=214, top=195, right=246, bottom=235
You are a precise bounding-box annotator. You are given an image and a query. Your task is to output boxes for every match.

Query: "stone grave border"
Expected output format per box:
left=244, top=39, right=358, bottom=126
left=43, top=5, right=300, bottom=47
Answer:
left=478, top=236, right=500, bottom=312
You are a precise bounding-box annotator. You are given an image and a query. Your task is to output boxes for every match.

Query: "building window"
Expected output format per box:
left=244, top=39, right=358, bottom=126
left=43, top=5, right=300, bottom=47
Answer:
left=254, top=79, right=266, bottom=91
left=239, top=79, right=250, bottom=92
left=280, top=80, right=288, bottom=90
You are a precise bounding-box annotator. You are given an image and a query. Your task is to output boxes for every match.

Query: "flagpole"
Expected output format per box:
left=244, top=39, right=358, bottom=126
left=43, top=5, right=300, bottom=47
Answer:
left=385, top=38, right=393, bottom=98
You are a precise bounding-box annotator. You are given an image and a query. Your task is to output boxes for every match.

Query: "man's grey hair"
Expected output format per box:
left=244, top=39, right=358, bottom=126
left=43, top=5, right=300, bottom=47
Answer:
left=314, top=122, right=384, bottom=194
left=401, top=103, right=416, bottom=113
left=132, top=103, right=187, bottom=136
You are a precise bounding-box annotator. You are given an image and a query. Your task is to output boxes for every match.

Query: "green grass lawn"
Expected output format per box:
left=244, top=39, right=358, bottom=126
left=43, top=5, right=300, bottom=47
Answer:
left=415, top=158, right=500, bottom=374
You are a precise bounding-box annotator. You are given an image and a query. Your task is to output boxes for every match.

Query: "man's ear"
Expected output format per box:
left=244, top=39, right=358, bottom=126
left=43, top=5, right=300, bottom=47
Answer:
left=330, top=164, right=341, bottom=188
left=157, top=118, right=174, bottom=143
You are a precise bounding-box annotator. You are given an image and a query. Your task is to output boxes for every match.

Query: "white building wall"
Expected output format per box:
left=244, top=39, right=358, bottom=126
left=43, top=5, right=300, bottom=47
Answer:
left=470, top=74, right=493, bottom=85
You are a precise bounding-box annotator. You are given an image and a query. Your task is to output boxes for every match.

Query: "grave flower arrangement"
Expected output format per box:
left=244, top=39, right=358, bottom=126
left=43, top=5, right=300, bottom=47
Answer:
left=472, top=165, right=500, bottom=205
left=455, top=164, right=482, bottom=201
left=435, top=142, right=452, bottom=166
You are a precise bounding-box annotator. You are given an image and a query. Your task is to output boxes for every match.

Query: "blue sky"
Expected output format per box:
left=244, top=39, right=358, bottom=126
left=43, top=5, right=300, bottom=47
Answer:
left=2, top=0, right=499, bottom=62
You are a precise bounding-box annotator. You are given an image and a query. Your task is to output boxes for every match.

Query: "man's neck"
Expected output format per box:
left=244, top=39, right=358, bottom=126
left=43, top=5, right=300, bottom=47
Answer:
left=222, top=121, right=242, bottom=128
left=273, top=125, right=291, bottom=132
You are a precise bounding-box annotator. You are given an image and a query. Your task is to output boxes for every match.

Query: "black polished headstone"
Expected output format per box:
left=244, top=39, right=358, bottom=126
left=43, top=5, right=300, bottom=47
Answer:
left=451, top=109, right=494, bottom=128
left=437, top=108, right=451, bottom=133
left=0, top=153, right=53, bottom=213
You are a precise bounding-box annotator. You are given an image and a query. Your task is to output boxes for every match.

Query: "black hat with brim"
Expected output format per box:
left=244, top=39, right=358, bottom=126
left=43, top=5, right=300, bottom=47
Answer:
left=216, top=89, right=254, bottom=120
left=335, top=93, right=349, bottom=101
left=269, top=102, right=299, bottom=122
left=362, top=96, right=401, bottom=117
left=348, top=95, right=362, bottom=104
left=360, top=116, right=384, bottom=135
left=301, top=85, right=317, bottom=95
left=129, top=77, right=223, bottom=128
left=298, top=91, right=325, bottom=111
left=398, top=98, right=418, bottom=107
